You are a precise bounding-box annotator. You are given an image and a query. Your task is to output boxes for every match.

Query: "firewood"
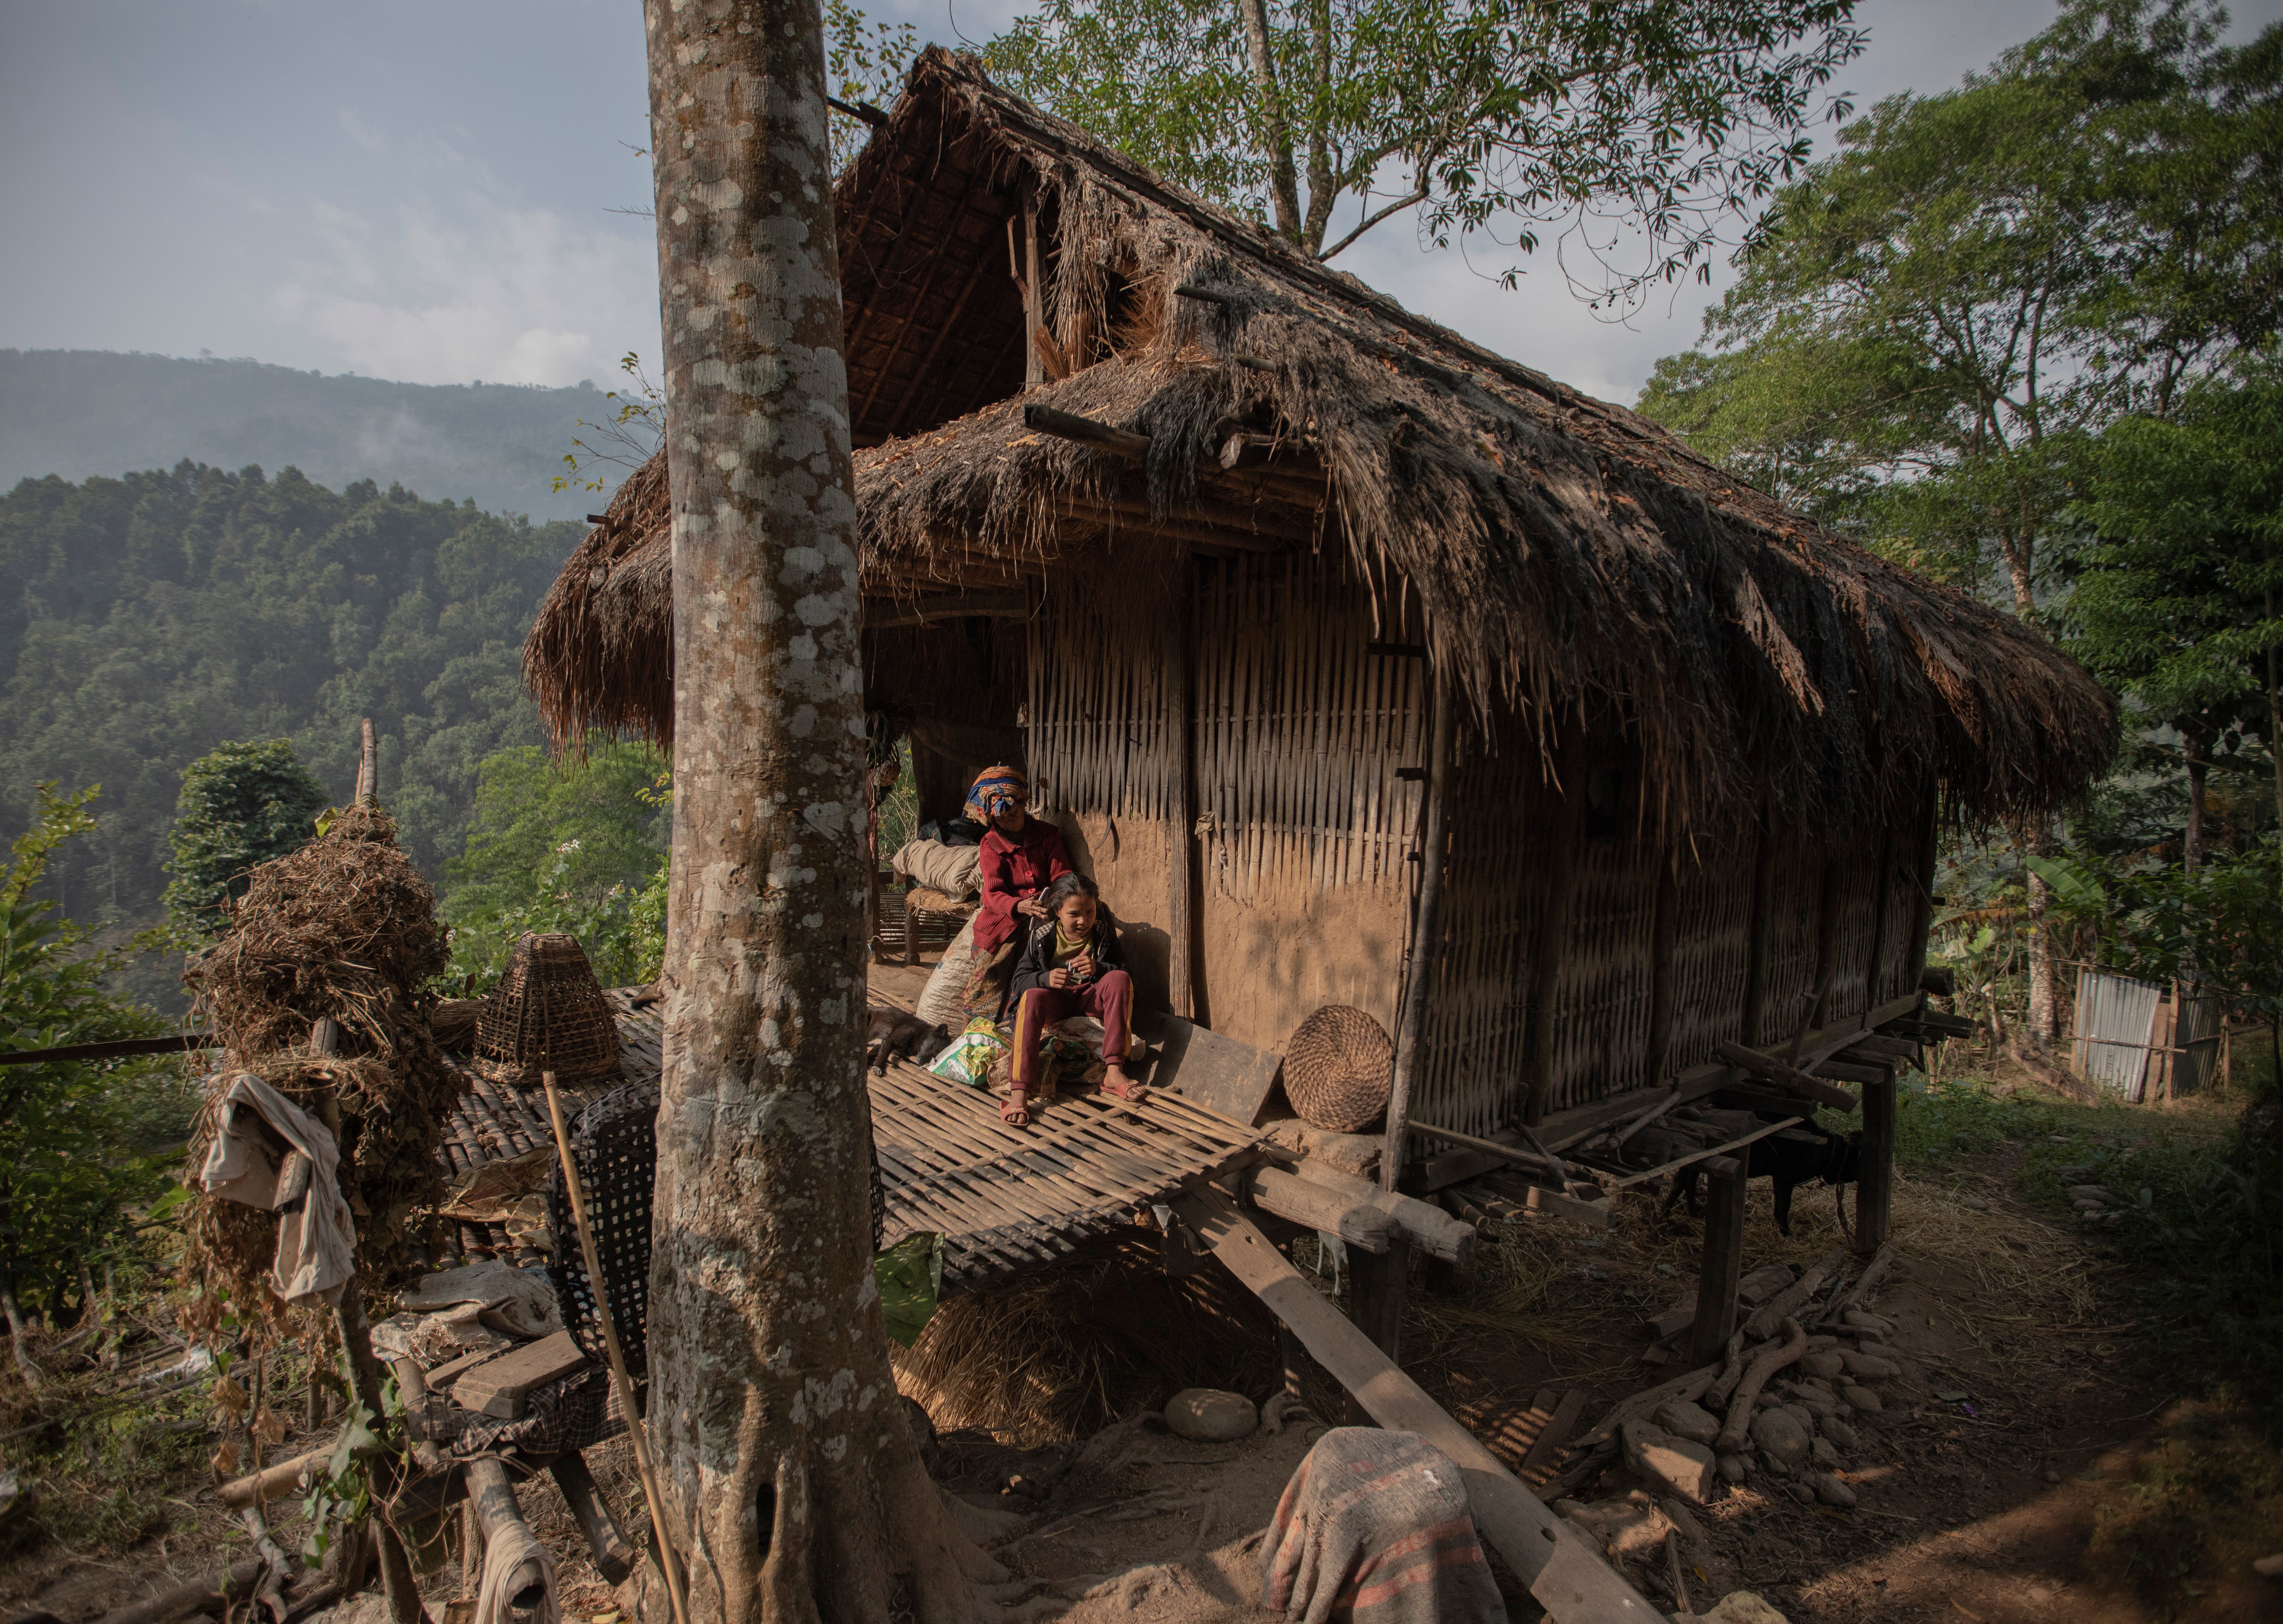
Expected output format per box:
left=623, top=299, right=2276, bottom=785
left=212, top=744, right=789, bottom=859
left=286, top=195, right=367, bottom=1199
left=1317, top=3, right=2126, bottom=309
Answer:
left=1741, top=1248, right=1844, bottom=1342
left=1714, top=1317, right=1808, bottom=1454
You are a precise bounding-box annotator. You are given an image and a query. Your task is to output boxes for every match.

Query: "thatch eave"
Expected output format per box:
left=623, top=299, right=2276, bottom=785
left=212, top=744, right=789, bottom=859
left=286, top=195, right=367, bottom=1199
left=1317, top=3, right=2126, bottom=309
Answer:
left=522, top=47, right=2116, bottom=831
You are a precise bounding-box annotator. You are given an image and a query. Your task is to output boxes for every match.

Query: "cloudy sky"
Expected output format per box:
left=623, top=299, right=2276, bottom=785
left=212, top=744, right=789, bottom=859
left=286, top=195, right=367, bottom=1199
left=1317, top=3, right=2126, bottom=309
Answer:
left=2, top=0, right=2274, bottom=407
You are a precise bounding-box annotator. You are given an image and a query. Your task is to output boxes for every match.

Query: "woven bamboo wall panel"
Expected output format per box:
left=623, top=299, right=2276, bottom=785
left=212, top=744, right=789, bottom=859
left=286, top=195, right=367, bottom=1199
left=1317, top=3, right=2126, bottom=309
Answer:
left=1410, top=732, right=1556, bottom=1137
left=1824, top=840, right=1884, bottom=1023
left=1547, top=835, right=1661, bottom=1110
left=1665, top=837, right=1758, bottom=1073
left=1027, top=586, right=1177, bottom=821
left=1874, top=836, right=1925, bottom=1005
left=1762, top=848, right=1827, bottom=1040
left=1188, top=554, right=1427, bottom=898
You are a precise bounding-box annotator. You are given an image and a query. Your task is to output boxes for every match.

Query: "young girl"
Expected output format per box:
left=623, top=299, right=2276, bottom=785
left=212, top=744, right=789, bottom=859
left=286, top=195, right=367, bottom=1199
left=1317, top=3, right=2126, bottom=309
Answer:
left=1002, top=873, right=1144, bottom=1125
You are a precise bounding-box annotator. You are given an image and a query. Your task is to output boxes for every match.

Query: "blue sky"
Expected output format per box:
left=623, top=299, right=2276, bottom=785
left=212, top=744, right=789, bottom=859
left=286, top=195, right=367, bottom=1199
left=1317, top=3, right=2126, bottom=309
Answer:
left=2, top=0, right=2274, bottom=407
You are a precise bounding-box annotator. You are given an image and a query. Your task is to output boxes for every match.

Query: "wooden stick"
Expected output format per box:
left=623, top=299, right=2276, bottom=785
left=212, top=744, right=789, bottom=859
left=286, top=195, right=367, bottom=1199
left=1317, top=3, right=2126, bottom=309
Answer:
left=1610, top=1085, right=1684, bottom=1151
left=1816, top=1242, right=1896, bottom=1328
left=1403, top=1119, right=1575, bottom=1181
left=1600, top=1117, right=1801, bottom=1191
left=355, top=718, right=377, bottom=807
left=1712, top=1040, right=1860, bottom=1115
left=1786, top=965, right=1839, bottom=1068
left=541, top=1070, right=691, bottom=1624
left=1688, top=1156, right=1746, bottom=1369
left=1740, top=1248, right=1845, bottom=1343
left=1383, top=666, right=1455, bottom=1192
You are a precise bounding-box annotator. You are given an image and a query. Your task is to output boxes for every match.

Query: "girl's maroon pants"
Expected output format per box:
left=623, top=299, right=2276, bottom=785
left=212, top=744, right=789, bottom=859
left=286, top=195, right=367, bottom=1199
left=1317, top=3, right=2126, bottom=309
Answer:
left=1010, top=969, right=1132, bottom=1090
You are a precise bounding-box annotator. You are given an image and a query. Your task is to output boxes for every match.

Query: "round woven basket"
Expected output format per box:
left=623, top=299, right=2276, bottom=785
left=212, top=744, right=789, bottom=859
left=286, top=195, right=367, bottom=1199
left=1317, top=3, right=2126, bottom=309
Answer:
left=1282, top=1004, right=1393, bottom=1134
left=477, top=932, right=624, bottom=1087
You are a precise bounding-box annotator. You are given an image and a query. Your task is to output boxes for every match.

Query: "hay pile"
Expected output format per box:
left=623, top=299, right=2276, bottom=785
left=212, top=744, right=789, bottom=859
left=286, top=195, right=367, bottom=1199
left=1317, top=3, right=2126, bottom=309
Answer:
left=892, top=1232, right=1281, bottom=1444
left=181, top=805, right=460, bottom=1322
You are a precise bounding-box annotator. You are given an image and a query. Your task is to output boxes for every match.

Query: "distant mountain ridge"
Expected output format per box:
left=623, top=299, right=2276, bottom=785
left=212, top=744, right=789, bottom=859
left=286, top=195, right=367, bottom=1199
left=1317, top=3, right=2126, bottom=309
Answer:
left=0, top=349, right=632, bottom=520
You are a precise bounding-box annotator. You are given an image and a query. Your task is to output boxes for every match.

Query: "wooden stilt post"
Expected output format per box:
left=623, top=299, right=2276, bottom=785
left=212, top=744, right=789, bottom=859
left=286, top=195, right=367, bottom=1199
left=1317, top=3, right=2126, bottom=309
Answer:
left=1857, top=1068, right=1896, bottom=1254
left=1167, top=562, right=1203, bottom=1023
left=1743, top=804, right=1777, bottom=1047
left=1342, top=1238, right=1411, bottom=1423
left=1383, top=665, right=1455, bottom=1191
left=1522, top=736, right=1586, bottom=1126
left=1688, top=1156, right=1746, bottom=1369
left=1644, top=853, right=1682, bottom=1085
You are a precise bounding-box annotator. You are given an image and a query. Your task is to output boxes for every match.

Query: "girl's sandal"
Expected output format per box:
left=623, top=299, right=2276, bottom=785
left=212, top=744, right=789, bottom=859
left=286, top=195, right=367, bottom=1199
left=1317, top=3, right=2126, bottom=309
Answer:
left=1000, top=1089, right=1031, bottom=1127
left=1099, top=1074, right=1148, bottom=1105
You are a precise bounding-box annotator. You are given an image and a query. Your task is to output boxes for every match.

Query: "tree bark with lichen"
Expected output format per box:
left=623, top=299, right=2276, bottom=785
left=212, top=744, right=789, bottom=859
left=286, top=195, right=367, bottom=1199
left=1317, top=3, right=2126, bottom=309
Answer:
left=637, top=1, right=1000, bottom=1616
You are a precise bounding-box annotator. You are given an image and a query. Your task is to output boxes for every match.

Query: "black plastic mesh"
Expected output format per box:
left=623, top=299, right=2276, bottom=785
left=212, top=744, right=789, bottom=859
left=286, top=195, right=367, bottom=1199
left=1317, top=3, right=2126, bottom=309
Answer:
left=548, top=1078, right=660, bottom=1380
left=545, top=1075, right=887, bottom=1381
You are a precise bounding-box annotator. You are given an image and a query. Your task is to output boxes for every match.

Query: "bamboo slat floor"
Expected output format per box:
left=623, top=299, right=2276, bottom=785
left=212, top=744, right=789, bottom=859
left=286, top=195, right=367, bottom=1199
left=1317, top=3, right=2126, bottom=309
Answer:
left=442, top=980, right=1263, bottom=1298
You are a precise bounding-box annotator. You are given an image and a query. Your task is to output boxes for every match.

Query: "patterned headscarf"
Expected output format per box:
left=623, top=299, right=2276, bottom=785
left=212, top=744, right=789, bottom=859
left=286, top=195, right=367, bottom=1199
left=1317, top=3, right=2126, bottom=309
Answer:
left=964, top=765, right=1029, bottom=824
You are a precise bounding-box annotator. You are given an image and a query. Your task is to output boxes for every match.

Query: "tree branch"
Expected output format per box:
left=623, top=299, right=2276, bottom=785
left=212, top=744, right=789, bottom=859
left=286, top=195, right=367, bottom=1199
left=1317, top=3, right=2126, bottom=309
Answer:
left=1321, top=187, right=1430, bottom=261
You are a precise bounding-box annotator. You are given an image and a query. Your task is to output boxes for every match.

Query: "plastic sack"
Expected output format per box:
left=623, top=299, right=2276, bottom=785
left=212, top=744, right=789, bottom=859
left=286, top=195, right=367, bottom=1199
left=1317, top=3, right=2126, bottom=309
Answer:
left=926, top=1018, right=1007, bottom=1089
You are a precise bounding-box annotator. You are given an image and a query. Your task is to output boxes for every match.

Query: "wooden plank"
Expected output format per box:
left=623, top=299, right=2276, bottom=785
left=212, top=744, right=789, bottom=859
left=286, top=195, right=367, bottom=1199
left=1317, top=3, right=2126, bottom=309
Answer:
left=451, top=1330, right=590, bottom=1420
left=1174, top=1189, right=1662, bottom=1622
left=1520, top=1388, right=1587, bottom=1483
left=1688, top=1156, right=1747, bottom=1368
left=1713, top=1041, right=1861, bottom=1114
left=1138, top=1012, right=1281, bottom=1127
left=1598, top=1118, right=1801, bottom=1191
left=1244, top=1166, right=1396, bottom=1252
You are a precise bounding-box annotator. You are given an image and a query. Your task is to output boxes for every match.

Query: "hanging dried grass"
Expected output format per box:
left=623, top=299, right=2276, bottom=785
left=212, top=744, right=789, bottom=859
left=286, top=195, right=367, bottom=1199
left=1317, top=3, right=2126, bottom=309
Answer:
left=179, top=805, right=461, bottom=1319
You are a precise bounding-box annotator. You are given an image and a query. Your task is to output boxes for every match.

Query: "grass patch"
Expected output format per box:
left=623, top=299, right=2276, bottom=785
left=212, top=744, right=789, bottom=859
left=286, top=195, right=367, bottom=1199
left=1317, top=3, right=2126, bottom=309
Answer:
left=1870, top=1047, right=2283, bottom=1437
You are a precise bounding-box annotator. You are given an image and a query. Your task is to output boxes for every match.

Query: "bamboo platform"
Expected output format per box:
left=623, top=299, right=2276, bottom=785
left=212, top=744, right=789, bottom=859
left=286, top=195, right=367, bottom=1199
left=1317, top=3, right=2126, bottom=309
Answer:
left=441, top=982, right=1263, bottom=1298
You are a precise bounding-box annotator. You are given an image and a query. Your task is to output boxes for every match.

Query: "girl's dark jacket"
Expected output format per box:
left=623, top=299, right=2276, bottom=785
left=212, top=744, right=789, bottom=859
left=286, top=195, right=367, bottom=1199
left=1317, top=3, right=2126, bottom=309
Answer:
left=1008, top=912, right=1127, bottom=999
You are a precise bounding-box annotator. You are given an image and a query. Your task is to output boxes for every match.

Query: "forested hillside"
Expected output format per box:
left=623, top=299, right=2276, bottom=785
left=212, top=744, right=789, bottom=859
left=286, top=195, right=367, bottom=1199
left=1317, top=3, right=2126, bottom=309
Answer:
left=0, top=460, right=582, bottom=997
left=0, top=351, right=622, bottom=522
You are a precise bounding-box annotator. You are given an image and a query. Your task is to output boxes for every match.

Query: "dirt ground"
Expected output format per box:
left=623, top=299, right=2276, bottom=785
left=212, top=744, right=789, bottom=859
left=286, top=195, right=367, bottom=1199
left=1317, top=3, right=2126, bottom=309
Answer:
left=6, top=1058, right=2278, bottom=1624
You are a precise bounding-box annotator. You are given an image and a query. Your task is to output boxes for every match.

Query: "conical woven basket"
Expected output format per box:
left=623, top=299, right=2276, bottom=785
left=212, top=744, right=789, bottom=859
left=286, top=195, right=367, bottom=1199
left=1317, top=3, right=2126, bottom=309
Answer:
left=1282, top=1004, right=1393, bottom=1134
left=477, top=932, right=624, bottom=1087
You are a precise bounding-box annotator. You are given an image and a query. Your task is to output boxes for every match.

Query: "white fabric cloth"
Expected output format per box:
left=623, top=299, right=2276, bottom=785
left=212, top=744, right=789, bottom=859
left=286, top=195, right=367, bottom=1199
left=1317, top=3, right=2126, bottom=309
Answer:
left=198, top=1073, right=357, bottom=1304
left=916, top=915, right=980, bottom=1030
left=892, top=838, right=984, bottom=898
left=475, top=1516, right=560, bottom=1624
left=396, top=1260, right=563, bottom=1341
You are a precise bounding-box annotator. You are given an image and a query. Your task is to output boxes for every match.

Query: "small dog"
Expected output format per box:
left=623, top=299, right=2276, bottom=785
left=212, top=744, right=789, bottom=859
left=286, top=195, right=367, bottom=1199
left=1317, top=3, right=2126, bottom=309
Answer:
left=1664, top=1115, right=1863, bottom=1236
left=866, top=1007, right=952, bottom=1074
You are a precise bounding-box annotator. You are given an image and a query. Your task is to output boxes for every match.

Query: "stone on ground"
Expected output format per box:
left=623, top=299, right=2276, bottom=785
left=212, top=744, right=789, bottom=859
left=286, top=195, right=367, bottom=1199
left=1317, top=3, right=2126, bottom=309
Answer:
left=1798, top=1349, right=1847, bottom=1381
left=1692, top=1590, right=1791, bottom=1623
left=1622, top=1419, right=1719, bottom=1503
left=1749, top=1407, right=1812, bottom=1466
left=1164, top=1387, right=1257, bottom=1441
left=1654, top=1398, right=1723, bottom=1444
left=1820, top=1416, right=1861, bottom=1450
left=1840, top=1384, right=1885, bottom=1413
left=1811, top=1471, right=1858, bottom=1507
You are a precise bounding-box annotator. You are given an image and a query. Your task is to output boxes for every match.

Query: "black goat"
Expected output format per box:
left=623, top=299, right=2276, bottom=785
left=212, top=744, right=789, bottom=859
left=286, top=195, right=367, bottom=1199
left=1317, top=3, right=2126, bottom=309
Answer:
left=1663, top=1116, right=1863, bottom=1236
left=866, top=1007, right=952, bottom=1074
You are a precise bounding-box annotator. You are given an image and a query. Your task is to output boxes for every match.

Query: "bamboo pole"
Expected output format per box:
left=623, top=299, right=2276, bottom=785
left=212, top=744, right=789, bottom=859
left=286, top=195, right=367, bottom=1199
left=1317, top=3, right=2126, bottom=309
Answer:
left=1167, top=562, right=1203, bottom=1022
left=1644, top=853, right=1682, bottom=1084
left=355, top=718, right=377, bottom=807
left=1382, top=666, right=1455, bottom=1191
left=540, top=1070, right=691, bottom=1624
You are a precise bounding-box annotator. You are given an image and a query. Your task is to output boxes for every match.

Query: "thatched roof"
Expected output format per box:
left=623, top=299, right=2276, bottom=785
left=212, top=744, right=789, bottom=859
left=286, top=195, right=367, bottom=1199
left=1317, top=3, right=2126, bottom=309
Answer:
left=526, top=47, right=2114, bottom=828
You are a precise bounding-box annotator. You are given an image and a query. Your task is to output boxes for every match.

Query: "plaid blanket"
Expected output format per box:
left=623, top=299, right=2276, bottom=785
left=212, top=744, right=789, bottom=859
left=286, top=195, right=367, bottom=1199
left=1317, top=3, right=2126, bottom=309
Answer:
left=1260, top=1428, right=1509, bottom=1624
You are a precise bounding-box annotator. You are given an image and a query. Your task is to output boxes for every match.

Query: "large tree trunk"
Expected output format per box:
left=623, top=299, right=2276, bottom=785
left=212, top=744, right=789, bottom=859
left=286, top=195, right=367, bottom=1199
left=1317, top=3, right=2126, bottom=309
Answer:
left=1237, top=0, right=1304, bottom=243
left=639, top=3, right=1001, bottom=1617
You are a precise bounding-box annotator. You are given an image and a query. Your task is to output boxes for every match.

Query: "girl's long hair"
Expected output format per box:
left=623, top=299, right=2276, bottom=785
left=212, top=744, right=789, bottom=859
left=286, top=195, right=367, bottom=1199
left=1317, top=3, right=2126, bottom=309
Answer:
left=1041, top=871, right=1099, bottom=914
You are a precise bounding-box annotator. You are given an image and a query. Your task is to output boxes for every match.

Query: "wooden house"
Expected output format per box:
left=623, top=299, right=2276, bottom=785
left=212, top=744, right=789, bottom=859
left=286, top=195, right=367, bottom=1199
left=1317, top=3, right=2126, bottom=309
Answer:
left=522, top=49, right=2114, bottom=1152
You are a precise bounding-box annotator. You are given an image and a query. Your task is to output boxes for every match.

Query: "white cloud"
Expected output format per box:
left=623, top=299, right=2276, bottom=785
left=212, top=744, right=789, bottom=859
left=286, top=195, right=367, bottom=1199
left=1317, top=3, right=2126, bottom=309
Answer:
left=268, top=198, right=655, bottom=386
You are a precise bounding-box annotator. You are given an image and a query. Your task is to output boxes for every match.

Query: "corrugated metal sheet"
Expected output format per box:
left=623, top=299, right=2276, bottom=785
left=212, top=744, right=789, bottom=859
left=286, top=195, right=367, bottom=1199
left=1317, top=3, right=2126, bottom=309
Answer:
left=2072, top=968, right=2163, bottom=1101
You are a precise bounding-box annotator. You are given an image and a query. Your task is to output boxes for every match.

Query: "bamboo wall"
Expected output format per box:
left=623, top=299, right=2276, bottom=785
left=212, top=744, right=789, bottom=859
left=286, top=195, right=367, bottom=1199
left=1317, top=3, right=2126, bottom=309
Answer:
left=1019, top=554, right=1931, bottom=1131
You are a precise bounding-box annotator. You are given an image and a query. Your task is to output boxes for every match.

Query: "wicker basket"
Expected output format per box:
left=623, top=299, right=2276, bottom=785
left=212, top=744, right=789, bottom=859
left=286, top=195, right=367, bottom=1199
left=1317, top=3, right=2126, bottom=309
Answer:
left=477, top=932, right=624, bottom=1087
left=1283, top=1005, right=1394, bottom=1134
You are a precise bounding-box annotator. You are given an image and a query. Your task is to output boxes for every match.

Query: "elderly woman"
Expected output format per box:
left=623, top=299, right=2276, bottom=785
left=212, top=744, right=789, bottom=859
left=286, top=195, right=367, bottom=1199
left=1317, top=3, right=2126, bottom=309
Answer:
left=958, top=765, right=1070, bottom=1022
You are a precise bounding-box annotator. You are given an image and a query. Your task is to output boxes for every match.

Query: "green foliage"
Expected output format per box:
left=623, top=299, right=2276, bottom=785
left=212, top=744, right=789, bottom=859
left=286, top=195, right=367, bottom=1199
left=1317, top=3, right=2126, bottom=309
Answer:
left=161, top=740, right=328, bottom=933
left=0, top=785, right=179, bottom=1312
left=985, top=0, right=1865, bottom=298
left=2088, top=1403, right=2283, bottom=1616
left=0, top=461, right=581, bottom=1007
left=1637, top=0, right=2280, bottom=604
left=826, top=0, right=920, bottom=166
left=441, top=744, right=672, bottom=991
left=2062, top=373, right=2283, bottom=767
